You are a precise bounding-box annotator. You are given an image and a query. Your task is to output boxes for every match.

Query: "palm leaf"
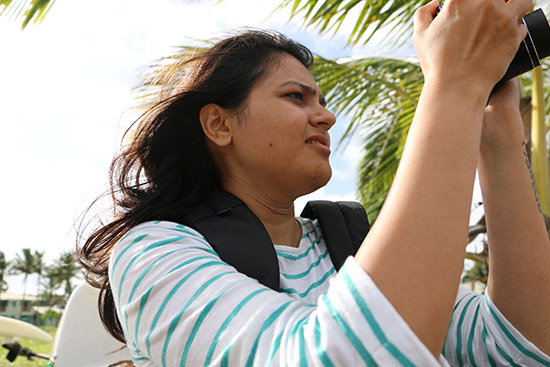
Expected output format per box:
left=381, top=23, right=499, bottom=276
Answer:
left=0, top=0, right=56, bottom=29
left=310, top=55, right=422, bottom=220
left=276, top=0, right=426, bottom=46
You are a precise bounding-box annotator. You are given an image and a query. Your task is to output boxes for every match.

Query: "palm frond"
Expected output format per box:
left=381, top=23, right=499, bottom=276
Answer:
left=277, top=0, right=426, bottom=47
left=0, top=0, right=55, bottom=29
left=310, top=55, right=423, bottom=220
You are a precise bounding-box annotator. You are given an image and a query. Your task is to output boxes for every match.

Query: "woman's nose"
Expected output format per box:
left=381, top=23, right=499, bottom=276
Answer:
left=310, top=106, right=336, bottom=130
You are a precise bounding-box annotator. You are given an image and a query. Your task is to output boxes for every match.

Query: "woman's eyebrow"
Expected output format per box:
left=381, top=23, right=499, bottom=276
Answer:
left=279, top=80, right=327, bottom=106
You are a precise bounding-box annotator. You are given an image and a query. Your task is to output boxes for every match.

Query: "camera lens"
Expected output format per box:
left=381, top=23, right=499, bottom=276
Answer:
left=434, top=5, right=550, bottom=83
left=500, top=8, right=550, bottom=82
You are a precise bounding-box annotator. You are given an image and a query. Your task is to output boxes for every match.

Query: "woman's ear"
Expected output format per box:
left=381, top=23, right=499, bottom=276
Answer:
left=199, top=103, right=233, bottom=147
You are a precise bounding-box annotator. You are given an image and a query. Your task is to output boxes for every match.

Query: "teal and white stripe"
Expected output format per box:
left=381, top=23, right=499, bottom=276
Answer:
left=110, top=220, right=550, bottom=366
left=443, top=287, right=550, bottom=367
left=275, top=218, right=335, bottom=304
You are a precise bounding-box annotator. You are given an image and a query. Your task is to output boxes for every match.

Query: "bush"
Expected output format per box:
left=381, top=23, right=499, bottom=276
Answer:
left=40, top=309, right=60, bottom=325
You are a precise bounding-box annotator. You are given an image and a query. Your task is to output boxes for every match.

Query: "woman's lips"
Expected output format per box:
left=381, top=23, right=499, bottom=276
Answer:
left=305, top=135, right=330, bottom=153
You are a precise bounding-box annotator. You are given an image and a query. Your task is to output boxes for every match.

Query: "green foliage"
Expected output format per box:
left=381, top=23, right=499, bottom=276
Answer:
left=277, top=0, right=427, bottom=46
left=0, top=0, right=56, bottom=29
left=40, top=266, right=63, bottom=306
left=311, top=55, right=423, bottom=219
left=461, top=259, right=489, bottom=295
left=51, top=251, right=81, bottom=301
left=33, top=250, right=45, bottom=299
left=4, top=250, right=81, bottom=307
left=0, top=278, right=8, bottom=293
left=10, top=248, right=36, bottom=276
left=40, top=308, right=60, bottom=322
left=0, top=251, right=9, bottom=294
left=9, top=248, right=36, bottom=299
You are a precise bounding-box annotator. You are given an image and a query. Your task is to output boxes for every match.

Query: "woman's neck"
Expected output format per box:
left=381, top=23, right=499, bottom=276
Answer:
left=222, top=183, right=302, bottom=247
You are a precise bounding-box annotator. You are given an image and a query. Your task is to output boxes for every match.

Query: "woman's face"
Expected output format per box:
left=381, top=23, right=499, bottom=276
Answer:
left=222, top=53, right=337, bottom=202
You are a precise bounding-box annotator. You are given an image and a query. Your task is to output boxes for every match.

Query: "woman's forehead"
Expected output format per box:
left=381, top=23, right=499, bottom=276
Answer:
left=262, top=54, right=320, bottom=91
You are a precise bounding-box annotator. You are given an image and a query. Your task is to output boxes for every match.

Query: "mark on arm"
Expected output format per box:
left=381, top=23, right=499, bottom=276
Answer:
left=522, top=141, right=543, bottom=214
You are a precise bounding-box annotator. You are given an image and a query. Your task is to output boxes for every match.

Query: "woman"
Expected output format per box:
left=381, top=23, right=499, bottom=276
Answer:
left=77, top=0, right=550, bottom=365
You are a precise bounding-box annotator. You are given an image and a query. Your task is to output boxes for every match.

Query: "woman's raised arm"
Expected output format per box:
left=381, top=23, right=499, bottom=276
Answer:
left=355, top=0, right=532, bottom=357
left=478, top=79, right=550, bottom=355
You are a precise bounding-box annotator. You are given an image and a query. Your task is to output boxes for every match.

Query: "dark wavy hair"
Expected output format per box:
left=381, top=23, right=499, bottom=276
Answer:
left=75, top=29, right=314, bottom=343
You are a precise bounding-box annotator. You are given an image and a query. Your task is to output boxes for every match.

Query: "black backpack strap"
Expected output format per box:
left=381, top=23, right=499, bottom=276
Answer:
left=301, top=201, right=370, bottom=271
left=180, top=189, right=280, bottom=291
left=179, top=191, right=369, bottom=290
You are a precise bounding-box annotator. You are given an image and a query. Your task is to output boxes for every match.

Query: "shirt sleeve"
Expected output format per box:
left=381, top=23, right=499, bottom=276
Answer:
left=442, top=286, right=550, bottom=366
left=109, top=222, right=444, bottom=366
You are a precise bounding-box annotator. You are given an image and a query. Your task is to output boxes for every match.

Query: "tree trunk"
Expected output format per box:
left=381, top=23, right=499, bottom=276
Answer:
left=530, top=66, right=550, bottom=215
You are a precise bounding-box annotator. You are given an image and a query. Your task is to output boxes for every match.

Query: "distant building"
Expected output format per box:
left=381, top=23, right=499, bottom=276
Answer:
left=0, top=293, right=40, bottom=323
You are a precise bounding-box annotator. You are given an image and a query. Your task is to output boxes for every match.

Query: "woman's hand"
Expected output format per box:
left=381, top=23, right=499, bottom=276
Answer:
left=413, top=0, right=531, bottom=95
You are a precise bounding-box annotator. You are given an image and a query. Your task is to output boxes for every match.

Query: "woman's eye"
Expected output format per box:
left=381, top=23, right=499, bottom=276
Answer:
left=287, top=92, right=304, bottom=102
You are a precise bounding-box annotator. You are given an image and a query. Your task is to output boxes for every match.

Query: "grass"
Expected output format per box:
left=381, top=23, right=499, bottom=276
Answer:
left=0, top=326, right=56, bottom=367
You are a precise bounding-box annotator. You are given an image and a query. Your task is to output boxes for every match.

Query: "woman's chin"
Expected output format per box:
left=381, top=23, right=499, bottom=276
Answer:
left=300, top=167, right=332, bottom=197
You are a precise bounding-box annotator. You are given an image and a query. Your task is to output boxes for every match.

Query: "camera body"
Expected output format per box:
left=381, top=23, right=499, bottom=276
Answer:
left=435, top=4, right=550, bottom=83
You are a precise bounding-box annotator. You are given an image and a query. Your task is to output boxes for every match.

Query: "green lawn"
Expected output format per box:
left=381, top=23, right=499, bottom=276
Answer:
left=0, top=326, right=55, bottom=367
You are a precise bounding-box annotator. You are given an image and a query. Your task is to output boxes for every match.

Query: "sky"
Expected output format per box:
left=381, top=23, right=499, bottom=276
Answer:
left=1, top=0, right=482, bottom=294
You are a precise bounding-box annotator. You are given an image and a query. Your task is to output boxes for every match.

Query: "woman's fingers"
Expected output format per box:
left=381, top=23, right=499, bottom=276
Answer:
left=413, top=0, right=440, bottom=32
left=507, top=0, right=533, bottom=20
left=413, top=0, right=532, bottom=91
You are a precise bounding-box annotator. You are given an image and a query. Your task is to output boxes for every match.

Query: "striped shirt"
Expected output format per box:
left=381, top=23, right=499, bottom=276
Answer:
left=109, top=219, right=550, bottom=366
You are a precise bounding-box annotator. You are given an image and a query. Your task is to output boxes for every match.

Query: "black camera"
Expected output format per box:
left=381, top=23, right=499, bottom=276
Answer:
left=435, top=4, right=550, bottom=83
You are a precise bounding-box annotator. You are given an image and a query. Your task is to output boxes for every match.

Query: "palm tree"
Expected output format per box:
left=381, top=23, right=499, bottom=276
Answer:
left=33, top=250, right=45, bottom=298
left=41, top=265, right=63, bottom=307
left=51, top=251, right=81, bottom=303
left=0, top=251, right=9, bottom=300
left=29, top=250, right=45, bottom=324
left=310, top=55, right=423, bottom=218
left=9, top=248, right=35, bottom=301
